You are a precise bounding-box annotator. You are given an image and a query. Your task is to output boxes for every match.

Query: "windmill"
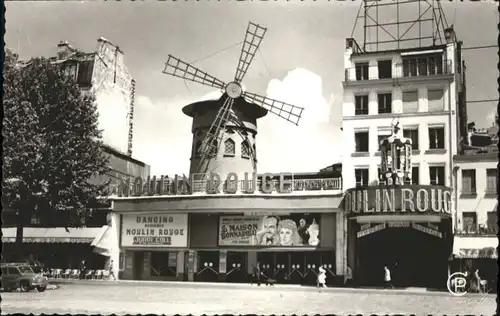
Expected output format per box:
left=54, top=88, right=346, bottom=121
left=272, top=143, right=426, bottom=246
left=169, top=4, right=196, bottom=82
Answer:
left=162, top=22, right=305, bottom=180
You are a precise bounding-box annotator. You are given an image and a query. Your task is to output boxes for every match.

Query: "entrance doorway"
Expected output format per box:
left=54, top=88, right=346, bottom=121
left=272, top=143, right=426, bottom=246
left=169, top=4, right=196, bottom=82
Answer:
left=226, top=252, right=247, bottom=283
left=357, top=225, right=448, bottom=288
left=133, top=251, right=144, bottom=280
left=256, top=251, right=336, bottom=285
left=196, top=251, right=219, bottom=282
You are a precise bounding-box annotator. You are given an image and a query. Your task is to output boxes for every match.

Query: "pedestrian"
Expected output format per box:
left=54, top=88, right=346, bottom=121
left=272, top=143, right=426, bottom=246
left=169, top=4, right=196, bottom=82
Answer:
left=383, top=265, right=394, bottom=289
left=108, top=259, right=117, bottom=281
left=344, top=265, right=353, bottom=287
left=317, top=267, right=327, bottom=290
left=251, top=262, right=261, bottom=286
left=79, top=260, right=86, bottom=280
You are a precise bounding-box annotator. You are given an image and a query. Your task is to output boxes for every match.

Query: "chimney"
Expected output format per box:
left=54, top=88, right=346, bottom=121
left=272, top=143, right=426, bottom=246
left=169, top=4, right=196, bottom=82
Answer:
left=444, top=26, right=456, bottom=44
left=57, top=41, right=76, bottom=60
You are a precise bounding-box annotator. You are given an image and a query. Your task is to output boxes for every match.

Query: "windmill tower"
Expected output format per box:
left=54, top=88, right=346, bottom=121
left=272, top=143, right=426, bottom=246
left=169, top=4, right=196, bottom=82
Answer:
left=163, top=22, right=304, bottom=184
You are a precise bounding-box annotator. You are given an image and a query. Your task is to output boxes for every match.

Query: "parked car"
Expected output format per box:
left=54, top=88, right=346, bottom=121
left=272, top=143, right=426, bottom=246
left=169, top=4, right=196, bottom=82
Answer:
left=0, top=262, right=49, bottom=292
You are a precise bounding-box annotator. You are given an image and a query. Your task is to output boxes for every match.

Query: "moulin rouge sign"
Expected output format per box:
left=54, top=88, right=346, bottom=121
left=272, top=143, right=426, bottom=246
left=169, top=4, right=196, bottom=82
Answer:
left=111, top=172, right=295, bottom=197
left=343, top=185, right=452, bottom=216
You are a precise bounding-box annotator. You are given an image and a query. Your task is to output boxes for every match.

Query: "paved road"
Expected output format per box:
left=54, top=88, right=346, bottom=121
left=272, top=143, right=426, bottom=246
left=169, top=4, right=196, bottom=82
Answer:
left=1, top=282, right=495, bottom=315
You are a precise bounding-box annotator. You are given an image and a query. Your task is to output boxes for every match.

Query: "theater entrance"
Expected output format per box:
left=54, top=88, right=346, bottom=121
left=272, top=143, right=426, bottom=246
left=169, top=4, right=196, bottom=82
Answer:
left=257, top=251, right=335, bottom=285
left=356, top=222, right=450, bottom=288
left=226, top=252, right=247, bottom=283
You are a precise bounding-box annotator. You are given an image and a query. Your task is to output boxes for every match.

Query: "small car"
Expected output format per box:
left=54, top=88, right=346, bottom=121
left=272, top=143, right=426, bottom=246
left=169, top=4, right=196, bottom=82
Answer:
left=0, top=262, right=49, bottom=292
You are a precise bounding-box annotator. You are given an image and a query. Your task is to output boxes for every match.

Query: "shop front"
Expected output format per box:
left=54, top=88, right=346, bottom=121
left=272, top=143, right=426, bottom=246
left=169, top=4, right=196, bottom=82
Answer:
left=119, top=213, right=189, bottom=281
left=343, top=185, right=454, bottom=289
left=451, top=236, right=498, bottom=293
left=111, top=193, right=344, bottom=284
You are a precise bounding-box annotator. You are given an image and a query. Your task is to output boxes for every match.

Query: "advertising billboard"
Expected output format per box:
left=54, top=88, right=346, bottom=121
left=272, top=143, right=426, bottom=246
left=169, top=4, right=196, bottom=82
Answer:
left=121, top=214, right=188, bottom=248
left=219, top=214, right=321, bottom=247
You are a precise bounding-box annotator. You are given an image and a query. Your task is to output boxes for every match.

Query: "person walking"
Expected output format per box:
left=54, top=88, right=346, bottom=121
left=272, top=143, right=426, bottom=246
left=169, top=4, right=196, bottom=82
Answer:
left=108, top=259, right=117, bottom=281
left=251, top=262, right=261, bottom=286
left=344, top=265, right=353, bottom=287
left=317, top=267, right=327, bottom=290
left=79, top=260, right=87, bottom=280
left=383, top=265, right=394, bottom=289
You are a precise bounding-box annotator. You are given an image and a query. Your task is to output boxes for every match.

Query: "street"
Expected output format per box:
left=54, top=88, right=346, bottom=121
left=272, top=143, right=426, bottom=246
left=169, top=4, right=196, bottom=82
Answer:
left=1, top=282, right=495, bottom=315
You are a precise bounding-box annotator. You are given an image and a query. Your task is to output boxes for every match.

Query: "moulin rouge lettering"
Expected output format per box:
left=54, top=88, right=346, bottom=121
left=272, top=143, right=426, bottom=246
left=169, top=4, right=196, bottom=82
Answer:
left=344, top=186, right=452, bottom=215
left=113, top=172, right=295, bottom=196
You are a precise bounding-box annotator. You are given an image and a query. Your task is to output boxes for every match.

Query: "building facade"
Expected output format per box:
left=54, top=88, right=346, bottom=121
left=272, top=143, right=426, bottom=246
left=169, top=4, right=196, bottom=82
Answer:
left=452, top=134, right=498, bottom=292
left=54, top=38, right=136, bottom=155
left=340, top=26, right=466, bottom=288
left=106, top=171, right=344, bottom=285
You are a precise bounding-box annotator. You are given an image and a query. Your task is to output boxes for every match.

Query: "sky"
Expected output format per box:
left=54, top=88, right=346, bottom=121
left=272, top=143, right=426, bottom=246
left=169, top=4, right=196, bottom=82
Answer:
left=5, top=1, right=498, bottom=175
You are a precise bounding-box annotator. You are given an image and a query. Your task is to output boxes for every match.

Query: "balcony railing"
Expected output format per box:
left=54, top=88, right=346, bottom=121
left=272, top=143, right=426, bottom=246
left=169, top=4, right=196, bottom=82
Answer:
left=456, top=224, right=498, bottom=236
left=108, top=177, right=342, bottom=196
left=344, top=59, right=453, bottom=82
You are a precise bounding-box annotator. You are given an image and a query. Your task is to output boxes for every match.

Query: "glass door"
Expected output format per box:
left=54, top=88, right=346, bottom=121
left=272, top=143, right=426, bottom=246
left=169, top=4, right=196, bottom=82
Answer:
left=274, top=252, right=288, bottom=283
left=289, top=252, right=305, bottom=284
left=226, top=252, right=247, bottom=283
left=196, top=251, right=219, bottom=282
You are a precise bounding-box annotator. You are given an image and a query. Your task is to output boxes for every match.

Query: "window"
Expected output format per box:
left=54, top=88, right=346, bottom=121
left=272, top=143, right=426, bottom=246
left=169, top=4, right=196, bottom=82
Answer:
left=224, top=139, right=235, bottom=156
left=428, top=56, right=443, bottom=75
left=487, top=211, right=498, bottom=233
left=429, top=166, right=445, bottom=185
left=377, top=135, right=386, bottom=151
left=428, top=127, right=445, bottom=149
left=378, top=60, right=392, bottom=79
left=402, top=91, right=418, bottom=113
left=194, top=140, right=202, bottom=157
left=355, top=169, right=369, bottom=187
left=428, top=89, right=444, bottom=112
left=64, top=62, right=78, bottom=81
left=461, top=169, right=477, bottom=195
left=355, top=63, right=369, bottom=80
left=7, top=267, right=20, bottom=275
left=462, top=212, right=477, bottom=233
left=77, top=61, right=94, bottom=86
left=241, top=141, right=250, bottom=158
left=378, top=93, right=392, bottom=114
left=403, top=127, right=419, bottom=150
left=354, top=131, right=369, bottom=152
left=402, top=59, right=418, bottom=77
left=150, top=251, right=176, bottom=277
left=417, top=57, right=428, bottom=76
left=411, top=167, right=419, bottom=184
left=486, top=169, right=497, bottom=194
left=355, top=95, right=369, bottom=115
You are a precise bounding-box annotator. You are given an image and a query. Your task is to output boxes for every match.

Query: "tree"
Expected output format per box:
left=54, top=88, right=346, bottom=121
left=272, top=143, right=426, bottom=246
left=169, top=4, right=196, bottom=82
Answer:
left=2, top=49, right=110, bottom=257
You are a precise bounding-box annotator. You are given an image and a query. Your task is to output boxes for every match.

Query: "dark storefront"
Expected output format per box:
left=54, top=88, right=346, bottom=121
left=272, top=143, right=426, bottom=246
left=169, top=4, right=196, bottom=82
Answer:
left=343, top=185, right=454, bottom=289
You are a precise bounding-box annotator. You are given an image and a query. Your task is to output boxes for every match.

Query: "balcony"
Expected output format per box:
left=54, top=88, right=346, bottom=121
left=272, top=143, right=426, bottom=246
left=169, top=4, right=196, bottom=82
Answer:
left=344, top=60, right=453, bottom=85
left=455, top=224, right=498, bottom=236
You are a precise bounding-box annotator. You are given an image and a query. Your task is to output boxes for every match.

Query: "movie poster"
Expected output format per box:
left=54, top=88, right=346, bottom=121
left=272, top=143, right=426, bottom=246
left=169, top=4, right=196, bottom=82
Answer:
left=218, top=214, right=321, bottom=247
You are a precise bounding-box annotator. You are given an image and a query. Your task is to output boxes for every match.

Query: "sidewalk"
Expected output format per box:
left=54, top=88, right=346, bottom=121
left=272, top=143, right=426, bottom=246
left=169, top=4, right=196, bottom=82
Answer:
left=49, top=278, right=485, bottom=297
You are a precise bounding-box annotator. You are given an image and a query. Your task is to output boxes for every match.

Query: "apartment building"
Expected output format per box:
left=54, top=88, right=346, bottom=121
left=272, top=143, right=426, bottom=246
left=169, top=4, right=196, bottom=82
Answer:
left=342, top=26, right=467, bottom=195
left=53, top=38, right=136, bottom=155
left=451, top=128, right=498, bottom=291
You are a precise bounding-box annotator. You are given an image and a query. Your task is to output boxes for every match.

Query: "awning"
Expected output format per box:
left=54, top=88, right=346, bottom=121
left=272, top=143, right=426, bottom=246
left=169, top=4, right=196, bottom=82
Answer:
left=91, top=225, right=115, bottom=257
left=1, top=227, right=103, bottom=243
left=453, top=236, right=498, bottom=259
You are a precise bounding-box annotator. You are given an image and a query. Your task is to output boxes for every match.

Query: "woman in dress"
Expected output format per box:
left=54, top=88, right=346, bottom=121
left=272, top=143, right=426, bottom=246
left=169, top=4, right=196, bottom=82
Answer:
left=317, top=266, right=327, bottom=289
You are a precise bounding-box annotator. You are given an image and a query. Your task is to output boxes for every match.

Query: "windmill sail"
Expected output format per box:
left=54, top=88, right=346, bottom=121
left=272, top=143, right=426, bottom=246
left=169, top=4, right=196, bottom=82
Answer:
left=234, top=22, right=267, bottom=83
left=163, top=55, right=226, bottom=90
left=243, top=91, right=304, bottom=126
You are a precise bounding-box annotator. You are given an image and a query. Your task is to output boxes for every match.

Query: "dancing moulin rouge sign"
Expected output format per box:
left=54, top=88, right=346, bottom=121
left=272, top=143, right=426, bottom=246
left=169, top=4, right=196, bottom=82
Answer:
left=343, top=185, right=452, bottom=216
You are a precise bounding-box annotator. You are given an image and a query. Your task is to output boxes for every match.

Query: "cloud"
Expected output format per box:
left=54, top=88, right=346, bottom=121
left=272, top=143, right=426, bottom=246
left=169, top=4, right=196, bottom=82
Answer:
left=257, top=68, right=341, bottom=173
left=132, top=67, right=342, bottom=175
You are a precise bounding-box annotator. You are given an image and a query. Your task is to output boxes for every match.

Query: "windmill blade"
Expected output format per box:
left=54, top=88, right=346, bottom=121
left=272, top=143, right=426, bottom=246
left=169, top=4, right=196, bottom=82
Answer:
left=234, top=22, right=267, bottom=83
left=197, top=96, right=235, bottom=162
left=243, top=91, right=304, bottom=126
left=163, top=55, right=226, bottom=90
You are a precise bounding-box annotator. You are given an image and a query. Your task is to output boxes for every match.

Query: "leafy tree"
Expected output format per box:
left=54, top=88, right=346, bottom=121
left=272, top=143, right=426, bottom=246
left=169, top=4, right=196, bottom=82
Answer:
left=2, top=49, right=110, bottom=256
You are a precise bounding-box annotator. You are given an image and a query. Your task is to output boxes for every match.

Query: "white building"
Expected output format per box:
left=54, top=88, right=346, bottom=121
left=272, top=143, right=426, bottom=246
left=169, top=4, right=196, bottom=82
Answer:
left=341, top=27, right=467, bottom=199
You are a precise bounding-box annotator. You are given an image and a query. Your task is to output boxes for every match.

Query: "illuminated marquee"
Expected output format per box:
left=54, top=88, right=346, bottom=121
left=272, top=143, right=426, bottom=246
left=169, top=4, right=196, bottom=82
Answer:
left=343, top=185, right=452, bottom=216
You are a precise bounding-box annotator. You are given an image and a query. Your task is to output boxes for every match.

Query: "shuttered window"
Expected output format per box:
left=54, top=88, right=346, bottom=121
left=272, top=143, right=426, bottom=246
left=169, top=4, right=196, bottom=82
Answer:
left=461, top=169, right=477, bottom=195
